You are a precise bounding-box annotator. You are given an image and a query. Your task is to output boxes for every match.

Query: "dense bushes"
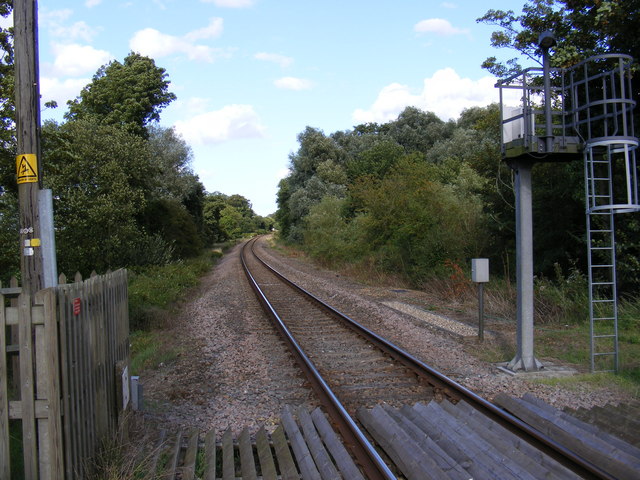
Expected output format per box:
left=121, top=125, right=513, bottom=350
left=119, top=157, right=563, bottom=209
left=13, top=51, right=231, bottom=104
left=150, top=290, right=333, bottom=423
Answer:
left=277, top=106, right=497, bottom=287
left=277, top=103, right=639, bottom=297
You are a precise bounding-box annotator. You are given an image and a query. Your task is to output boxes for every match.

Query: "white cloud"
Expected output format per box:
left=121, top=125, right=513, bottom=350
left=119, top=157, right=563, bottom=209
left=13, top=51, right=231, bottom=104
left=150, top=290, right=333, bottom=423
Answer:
left=274, top=77, right=312, bottom=91
left=50, top=43, right=113, bottom=76
left=441, top=2, right=457, bottom=8
left=353, top=68, right=497, bottom=123
left=179, top=97, right=212, bottom=115
left=41, top=9, right=97, bottom=42
left=184, top=17, right=224, bottom=41
left=414, top=18, right=468, bottom=36
left=255, top=52, right=293, bottom=68
left=41, top=8, right=73, bottom=24
left=40, top=77, right=90, bottom=108
left=130, top=21, right=230, bottom=62
left=200, top=0, right=255, bottom=7
left=174, top=104, right=266, bottom=145
left=85, top=0, right=102, bottom=7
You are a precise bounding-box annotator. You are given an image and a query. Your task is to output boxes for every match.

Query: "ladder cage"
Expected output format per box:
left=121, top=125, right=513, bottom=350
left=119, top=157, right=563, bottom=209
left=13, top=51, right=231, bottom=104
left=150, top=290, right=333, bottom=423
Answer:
left=570, top=54, right=636, bottom=144
left=496, top=52, right=639, bottom=374
left=574, top=54, right=639, bottom=373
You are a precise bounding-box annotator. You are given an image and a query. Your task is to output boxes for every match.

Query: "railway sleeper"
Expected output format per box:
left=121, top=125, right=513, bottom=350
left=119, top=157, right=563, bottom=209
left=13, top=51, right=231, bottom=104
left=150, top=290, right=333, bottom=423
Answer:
left=142, top=395, right=638, bottom=479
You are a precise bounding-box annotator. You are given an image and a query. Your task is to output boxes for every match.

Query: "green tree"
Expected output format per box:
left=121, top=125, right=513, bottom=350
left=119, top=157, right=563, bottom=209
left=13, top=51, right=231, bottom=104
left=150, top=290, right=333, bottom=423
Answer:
left=478, top=0, right=640, bottom=76
left=279, top=127, right=349, bottom=241
left=143, top=198, right=203, bottom=259
left=202, top=192, right=263, bottom=242
left=65, top=52, right=176, bottom=137
left=388, top=107, right=455, bottom=154
left=275, top=177, right=293, bottom=238
left=303, top=196, right=354, bottom=264
left=350, top=157, right=486, bottom=284
left=147, top=125, right=198, bottom=200
left=0, top=190, right=19, bottom=282
left=288, top=127, right=345, bottom=188
left=203, top=192, right=230, bottom=242
left=42, top=119, right=169, bottom=274
left=145, top=125, right=206, bottom=239
left=0, top=1, right=14, bottom=191
left=346, top=140, right=404, bottom=181
left=219, top=205, right=242, bottom=239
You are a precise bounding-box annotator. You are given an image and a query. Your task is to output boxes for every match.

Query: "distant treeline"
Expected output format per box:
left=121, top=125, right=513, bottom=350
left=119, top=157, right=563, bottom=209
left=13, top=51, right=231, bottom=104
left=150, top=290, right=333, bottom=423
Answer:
left=0, top=47, right=273, bottom=280
left=275, top=105, right=639, bottom=293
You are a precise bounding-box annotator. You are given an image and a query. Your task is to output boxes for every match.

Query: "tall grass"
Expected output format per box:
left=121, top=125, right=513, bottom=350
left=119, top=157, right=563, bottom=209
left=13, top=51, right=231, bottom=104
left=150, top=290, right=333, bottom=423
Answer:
left=87, top=414, right=164, bottom=480
left=128, top=250, right=222, bottom=331
left=128, top=249, right=224, bottom=375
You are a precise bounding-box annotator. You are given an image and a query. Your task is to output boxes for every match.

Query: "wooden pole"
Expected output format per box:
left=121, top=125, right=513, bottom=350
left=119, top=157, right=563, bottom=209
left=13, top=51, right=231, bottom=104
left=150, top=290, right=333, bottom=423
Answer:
left=14, top=0, right=43, bottom=295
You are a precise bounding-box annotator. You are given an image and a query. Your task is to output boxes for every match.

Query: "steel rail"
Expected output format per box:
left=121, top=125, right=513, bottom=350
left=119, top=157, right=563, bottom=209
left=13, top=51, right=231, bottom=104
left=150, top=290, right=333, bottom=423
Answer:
left=240, top=238, right=396, bottom=480
left=243, top=236, right=615, bottom=480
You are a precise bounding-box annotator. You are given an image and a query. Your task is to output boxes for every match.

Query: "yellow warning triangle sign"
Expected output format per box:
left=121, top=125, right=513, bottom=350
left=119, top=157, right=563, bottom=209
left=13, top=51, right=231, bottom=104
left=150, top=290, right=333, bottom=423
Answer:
left=16, top=154, right=38, bottom=184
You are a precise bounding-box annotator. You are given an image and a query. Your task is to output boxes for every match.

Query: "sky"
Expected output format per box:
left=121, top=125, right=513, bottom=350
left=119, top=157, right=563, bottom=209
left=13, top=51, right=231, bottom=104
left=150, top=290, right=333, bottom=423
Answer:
left=28, top=0, right=524, bottom=216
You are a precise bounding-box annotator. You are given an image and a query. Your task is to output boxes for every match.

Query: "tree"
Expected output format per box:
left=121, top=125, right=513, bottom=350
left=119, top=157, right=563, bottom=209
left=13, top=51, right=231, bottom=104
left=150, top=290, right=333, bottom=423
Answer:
left=0, top=1, right=15, bottom=192
left=0, top=190, right=19, bottom=281
left=477, top=0, right=640, bottom=289
left=346, top=140, right=404, bottom=181
left=219, top=205, right=242, bottom=239
left=275, top=177, right=293, bottom=238
left=146, top=125, right=198, bottom=200
left=203, top=192, right=230, bottom=242
left=303, top=196, right=353, bottom=263
left=350, top=157, right=486, bottom=284
left=143, top=198, right=203, bottom=259
left=478, top=0, right=640, bottom=77
left=65, top=52, right=176, bottom=137
left=288, top=127, right=345, bottom=189
left=42, top=119, right=170, bottom=274
left=146, top=125, right=206, bottom=238
left=387, top=107, right=455, bottom=154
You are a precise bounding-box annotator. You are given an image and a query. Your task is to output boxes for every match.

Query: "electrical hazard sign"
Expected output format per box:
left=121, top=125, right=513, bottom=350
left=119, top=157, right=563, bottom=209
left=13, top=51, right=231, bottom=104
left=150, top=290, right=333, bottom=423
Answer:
left=16, top=154, right=38, bottom=184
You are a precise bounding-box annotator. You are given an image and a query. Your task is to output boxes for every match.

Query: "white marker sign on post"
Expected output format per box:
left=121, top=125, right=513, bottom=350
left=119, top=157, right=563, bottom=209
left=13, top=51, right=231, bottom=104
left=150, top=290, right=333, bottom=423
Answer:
left=471, top=258, right=489, bottom=340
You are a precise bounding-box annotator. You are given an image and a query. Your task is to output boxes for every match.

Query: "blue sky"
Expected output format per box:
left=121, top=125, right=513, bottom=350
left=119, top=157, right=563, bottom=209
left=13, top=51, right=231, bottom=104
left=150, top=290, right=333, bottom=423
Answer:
left=29, top=0, right=522, bottom=216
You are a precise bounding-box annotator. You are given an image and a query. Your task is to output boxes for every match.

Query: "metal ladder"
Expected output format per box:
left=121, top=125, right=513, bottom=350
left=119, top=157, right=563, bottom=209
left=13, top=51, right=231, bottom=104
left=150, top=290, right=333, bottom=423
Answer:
left=585, top=146, right=619, bottom=373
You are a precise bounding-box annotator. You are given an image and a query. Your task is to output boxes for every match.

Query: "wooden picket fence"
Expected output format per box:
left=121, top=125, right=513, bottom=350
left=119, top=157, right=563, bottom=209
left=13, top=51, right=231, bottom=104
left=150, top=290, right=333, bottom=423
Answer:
left=0, top=269, right=130, bottom=479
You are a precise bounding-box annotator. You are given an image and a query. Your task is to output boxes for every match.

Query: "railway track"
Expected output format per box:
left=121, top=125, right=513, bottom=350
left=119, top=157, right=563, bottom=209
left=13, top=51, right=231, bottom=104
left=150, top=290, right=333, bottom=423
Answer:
left=241, top=236, right=635, bottom=479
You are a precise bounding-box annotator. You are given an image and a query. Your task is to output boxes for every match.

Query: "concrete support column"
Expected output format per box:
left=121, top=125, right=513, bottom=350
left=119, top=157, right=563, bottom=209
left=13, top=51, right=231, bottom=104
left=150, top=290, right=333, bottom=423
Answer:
left=508, top=160, right=543, bottom=371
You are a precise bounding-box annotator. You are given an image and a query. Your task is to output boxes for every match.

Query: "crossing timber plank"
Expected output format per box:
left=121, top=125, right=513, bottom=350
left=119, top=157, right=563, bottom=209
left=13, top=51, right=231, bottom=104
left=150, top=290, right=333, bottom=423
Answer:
left=255, top=426, right=278, bottom=480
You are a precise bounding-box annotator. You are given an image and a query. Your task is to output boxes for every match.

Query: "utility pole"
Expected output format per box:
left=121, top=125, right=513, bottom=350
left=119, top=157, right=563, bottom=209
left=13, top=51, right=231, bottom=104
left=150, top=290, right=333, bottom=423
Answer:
left=14, top=0, right=44, bottom=295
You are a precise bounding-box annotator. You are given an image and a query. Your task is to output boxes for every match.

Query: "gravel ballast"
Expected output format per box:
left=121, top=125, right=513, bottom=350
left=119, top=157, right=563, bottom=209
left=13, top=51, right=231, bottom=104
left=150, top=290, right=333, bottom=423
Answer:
left=140, top=237, right=634, bottom=436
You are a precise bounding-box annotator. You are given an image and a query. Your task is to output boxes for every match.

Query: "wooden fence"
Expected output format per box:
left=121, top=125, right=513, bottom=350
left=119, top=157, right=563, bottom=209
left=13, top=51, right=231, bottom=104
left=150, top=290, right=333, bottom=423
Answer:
left=0, top=269, right=130, bottom=479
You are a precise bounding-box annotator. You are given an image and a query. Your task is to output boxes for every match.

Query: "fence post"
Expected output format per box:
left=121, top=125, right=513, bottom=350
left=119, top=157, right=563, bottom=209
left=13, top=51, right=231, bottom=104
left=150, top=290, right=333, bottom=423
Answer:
left=0, top=285, right=10, bottom=480
left=35, top=288, right=64, bottom=479
left=19, top=293, right=38, bottom=479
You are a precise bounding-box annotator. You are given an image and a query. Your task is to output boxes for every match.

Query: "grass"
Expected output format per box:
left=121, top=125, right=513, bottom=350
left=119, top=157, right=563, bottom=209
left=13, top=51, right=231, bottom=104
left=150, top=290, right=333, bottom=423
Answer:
left=86, top=414, right=165, bottom=480
left=456, top=279, right=640, bottom=397
left=128, top=249, right=222, bottom=331
left=127, top=248, right=226, bottom=376
left=129, top=330, right=181, bottom=376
